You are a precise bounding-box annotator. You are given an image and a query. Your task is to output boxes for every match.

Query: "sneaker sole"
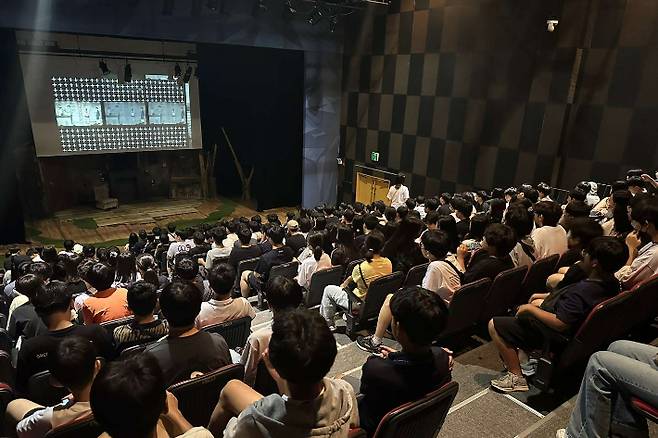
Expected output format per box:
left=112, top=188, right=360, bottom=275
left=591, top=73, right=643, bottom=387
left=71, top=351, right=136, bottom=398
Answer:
left=490, top=382, right=530, bottom=393
left=355, top=342, right=379, bottom=354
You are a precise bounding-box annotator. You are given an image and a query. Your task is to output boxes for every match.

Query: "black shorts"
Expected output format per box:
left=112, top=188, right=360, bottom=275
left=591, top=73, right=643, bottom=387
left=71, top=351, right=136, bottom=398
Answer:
left=247, top=271, right=263, bottom=292
left=492, top=316, right=546, bottom=352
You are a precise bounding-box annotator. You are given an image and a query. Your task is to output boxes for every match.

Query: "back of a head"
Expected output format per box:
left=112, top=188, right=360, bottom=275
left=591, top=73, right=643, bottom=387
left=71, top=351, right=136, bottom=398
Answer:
left=565, top=200, right=591, bottom=218
left=127, top=281, right=158, bottom=317
left=211, top=227, right=228, bottom=246
left=568, top=218, right=603, bottom=248
left=63, top=239, right=75, bottom=252
left=208, top=263, right=236, bottom=297
left=267, top=225, right=285, bottom=245
left=159, top=281, right=202, bottom=328
left=16, top=273, right=44, bottom=300
left=264, top=276, right=303, bottom=312
left=484, top=223, right=517, bottom=255
left=421, top=230, right=451, bottom=260
left=611, top=180, right=628, bottom=192
left=362, top=230, right=385, bottom=262
left=237, top=225, right=252, bottom=245
left=396, top=206, right=409, bottom=220
left=342, top=209, right=355, bottom=223
left=425, top=197, right=439, bottom=211
left=384, top=207, right=397, bottom=221
left=364, top=214, right=379, bottom=231
left=50, top=336, right=97, bottom=392
left=534, top=201, right=563, bottom=226
left=32, top=280, right=71, bottom=322
left=174, top=256, right=199, bottom=281
left=28, top=261, right=53, bottom=283
left=626, top=169, right=644, bottom=179
left=269, top=308, right=337, bottom=385
left=193, top=231, right=205, bottom=246
left=522, top=188, right=539, bottom=204
left=42, top=246, right=58, bottom=264
left=299, top=217, right=313, bottom=233
left=469, top=213, right=490, bottom=240
left=390, top=287, right=448, bottom=346
left=267, top=213, right=280, bottom=223
left=630, top=195, right=658, bottom=228
left=86, top=263, right=115, bottom=291
left=569, top=189, right=587, bottom=202
left=91, top=354, right=166, bottom=438
left=450, top=196, right=472, bottom=217
left=425, top=210, right=440, bottom=226
left=537, top=182, right=552, bottom=196
left=587, top=236, right=628, bottom=274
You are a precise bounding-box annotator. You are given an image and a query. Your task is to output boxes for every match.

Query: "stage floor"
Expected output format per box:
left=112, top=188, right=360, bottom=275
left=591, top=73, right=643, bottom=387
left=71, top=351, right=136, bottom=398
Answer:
left=11, top=198, right=293, bottom=250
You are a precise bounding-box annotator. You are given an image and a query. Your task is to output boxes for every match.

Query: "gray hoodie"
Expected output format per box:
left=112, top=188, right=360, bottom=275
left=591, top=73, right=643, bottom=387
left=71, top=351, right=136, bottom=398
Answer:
left=224, top=378, right=358, bottom=438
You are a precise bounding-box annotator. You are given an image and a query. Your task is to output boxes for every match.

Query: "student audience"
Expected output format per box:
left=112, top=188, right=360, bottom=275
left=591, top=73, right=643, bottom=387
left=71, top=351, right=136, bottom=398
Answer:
left=144, top=281, right=231, bottom=386
left=531, top=201, right=568, bottom=259
left=196, top=263, right=255, bottom=328
left=113, top=281, right=169, bottom=351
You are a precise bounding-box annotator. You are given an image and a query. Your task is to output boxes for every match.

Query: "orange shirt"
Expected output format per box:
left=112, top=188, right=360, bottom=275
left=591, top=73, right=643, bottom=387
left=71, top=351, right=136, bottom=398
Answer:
left=82, top=287, right=132, bottom=325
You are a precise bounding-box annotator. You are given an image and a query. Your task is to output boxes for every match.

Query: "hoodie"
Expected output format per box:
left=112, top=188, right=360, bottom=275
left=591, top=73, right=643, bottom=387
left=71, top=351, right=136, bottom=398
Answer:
left=224, top=378, right=358, bottom=438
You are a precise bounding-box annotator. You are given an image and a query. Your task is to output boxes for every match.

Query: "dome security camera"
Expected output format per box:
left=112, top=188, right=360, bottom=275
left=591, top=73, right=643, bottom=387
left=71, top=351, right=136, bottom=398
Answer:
left=547, top=19, right=559, bottom=32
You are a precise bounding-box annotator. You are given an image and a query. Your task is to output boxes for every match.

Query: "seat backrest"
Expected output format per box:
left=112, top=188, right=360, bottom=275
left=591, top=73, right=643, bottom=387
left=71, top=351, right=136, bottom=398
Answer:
left=358, top=272, right=405, bottom=325
left=0, top=350, right=15, bottom=388
left=306, top=266, right=344, bottom=308
left=201, top=316, right=252, bottom=350
left=372, top=381, right=459, bottom=438
left=253, top=359, right=279, bottom=396
left=269, top=261, right=299, bottom=280
left=344, top=258, right=365, bottom=281
left=212, top=256, right=230, bottom=266
left=235, top=257, right=260, bottom=289
left=403, top=263, right=429, bottom=287
left=169, top=363, right=244, bottom=427
left=28, top=370, right=69, bottom=406
left=520, top=254, right=559, bottom=304
left=45, top=414, right=102, bottom=438
left=100, top=315, right=135, bottom=334
left=558, top=291, right=635, bottom=370
left=439, top=279, right=491, bottom=340
left=0, top=327, right=11, bottom=354
left=622, top=274, right=658, bottom=327
left=479, top=265, right=528, bottom=322
left=119, top=342, right=153, bottom=359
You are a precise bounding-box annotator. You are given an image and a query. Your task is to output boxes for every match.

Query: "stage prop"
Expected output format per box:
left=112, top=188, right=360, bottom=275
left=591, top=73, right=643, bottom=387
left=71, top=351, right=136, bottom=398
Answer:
left=221, top=128, right=254, bottom=202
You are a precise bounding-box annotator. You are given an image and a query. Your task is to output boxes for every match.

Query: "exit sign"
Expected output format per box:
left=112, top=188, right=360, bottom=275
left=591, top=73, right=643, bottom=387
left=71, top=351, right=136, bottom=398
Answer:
left=371, top=151, right=380, bottom=162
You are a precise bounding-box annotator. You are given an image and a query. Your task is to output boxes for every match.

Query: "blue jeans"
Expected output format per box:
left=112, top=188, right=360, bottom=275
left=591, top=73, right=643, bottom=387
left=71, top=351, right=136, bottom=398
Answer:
left=320, top=285, right=349, bottom=327
left=567, top=340, right=658, bottom=438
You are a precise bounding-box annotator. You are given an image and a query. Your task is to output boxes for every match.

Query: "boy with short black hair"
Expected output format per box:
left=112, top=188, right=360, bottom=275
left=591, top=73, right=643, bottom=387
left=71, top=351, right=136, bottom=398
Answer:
left=358, top=287, right=452, bottom=435
left=459, top=223, right=516, bottom=283
left=196, top=263, right=255, bottom=328
left=489, top=236, right=628, bottom=392
left=90, top=353, right=211, bottom=438
left=82, top=263, right=131, bottom=324
left=144, top=281, right=231, bottom=386
left=8, top=337, right=101, bottom=437
left=113, top=281, right=169, bottom=351
left=209, top=308, right=358, bottom=437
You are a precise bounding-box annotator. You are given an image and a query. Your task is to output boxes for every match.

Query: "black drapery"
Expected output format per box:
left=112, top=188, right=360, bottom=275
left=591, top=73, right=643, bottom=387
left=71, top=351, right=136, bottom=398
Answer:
left=198, top=43, right=304, bottom=211
left=0, top=29, right=26, bottom=244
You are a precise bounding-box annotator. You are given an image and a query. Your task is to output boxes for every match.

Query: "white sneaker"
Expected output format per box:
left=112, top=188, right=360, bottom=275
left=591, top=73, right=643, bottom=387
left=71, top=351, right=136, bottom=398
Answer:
left=555, top=429, right=567, bottom=438
left=521, top=358, right=539, bottom=377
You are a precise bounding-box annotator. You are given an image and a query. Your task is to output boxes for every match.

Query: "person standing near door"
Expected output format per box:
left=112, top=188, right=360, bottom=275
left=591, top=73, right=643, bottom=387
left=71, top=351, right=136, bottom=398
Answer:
left=387, top=174, right=410, bottom=209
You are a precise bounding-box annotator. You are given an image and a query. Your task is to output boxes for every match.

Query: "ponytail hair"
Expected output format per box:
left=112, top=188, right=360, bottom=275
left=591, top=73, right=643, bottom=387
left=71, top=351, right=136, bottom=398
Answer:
left=136, top=254, right=159, bottom=288
left=313, top=246, right=324, bottom=262
left=307, top=232, right=325, bottom=262
left=362, top=230, right=385, bottom=263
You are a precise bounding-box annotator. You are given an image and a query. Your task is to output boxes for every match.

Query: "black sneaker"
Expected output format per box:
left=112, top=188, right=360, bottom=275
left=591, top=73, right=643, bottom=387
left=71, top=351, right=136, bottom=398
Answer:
left=356, top=335, right=381, bottom=354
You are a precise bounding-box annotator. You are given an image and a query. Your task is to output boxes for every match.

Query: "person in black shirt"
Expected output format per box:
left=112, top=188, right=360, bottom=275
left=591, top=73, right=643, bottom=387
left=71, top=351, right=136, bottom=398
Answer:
left=359, top=287, right=452, bottom=435
left=228, top=225, right=262, bottom=270
left=381, top=218, right=426, bottom=274
left=17, top=281, right=114, bottom=393
left=488, top=237, right=627, bottom=393
left=240, top=225, right=294, bottom=298
left=382, top=207, right=398, bottom=241
left=458, top=223, right=516, bottom=284
left=451, top=196, right=473, bottom=243
left=284, top=220, right=307, bottom=256
left=143, top=282, right=230, bottom=386
left=8, top=270, right=49, bottom=342
left=187, top=231, right=211, bottom=262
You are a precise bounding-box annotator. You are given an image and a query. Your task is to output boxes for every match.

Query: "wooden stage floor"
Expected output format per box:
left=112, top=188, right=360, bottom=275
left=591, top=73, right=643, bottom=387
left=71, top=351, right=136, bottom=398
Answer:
left=12, top=198, right=294, bottom=250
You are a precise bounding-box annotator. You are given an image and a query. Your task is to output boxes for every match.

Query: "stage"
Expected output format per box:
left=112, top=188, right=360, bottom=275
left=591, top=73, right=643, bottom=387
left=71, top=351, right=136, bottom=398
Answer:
left=5, top=198, right=292, bottom=253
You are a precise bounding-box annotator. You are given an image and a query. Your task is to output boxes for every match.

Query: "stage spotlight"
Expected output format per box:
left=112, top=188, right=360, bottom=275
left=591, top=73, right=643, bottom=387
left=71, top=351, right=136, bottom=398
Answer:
left=173, top=63, right=182, bottom=79
left=124, top=63, right=132, bottom=82
left=99, top=60, right=110, bottom=75
left=183, top=65, right=193, bottom=83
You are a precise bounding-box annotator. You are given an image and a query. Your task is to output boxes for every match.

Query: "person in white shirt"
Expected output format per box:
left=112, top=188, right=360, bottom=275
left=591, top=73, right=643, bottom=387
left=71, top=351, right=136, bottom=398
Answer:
left=296, top=232, right=331, bottom=289
left=536, top=182, right=553, bottom=202
left=414, top=195, right=427, bottom=219
left=387, top=174, right=410, bottom=209
left=585, top=182, right=600, bottom=207
left=531, top=201, right=568, bottom=259
left=203, top=227, right=232, bottom=271
left=196, top=263, right=255, bottom=328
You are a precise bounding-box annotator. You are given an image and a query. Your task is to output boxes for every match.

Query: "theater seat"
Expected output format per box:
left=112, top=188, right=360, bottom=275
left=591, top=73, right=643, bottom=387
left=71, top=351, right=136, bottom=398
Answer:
left=168, top=363, right=244, bottom=427
left=631, top=397, right=658, bottom=423
left=403, top=263, right=429, bottom=287
left=437, top=278, right=491, bottom=345
left=345, top=272, right=404, bottom=337
left=305, top=266, right=344, bottom=308
left=370, top=381, right=459, bottom=438
left=258, top=261, right=299, bottom=308
left=201, top=316, right=252, bottom=350
left=479, top=265, right=528, bottom=323
left=45, top=414, right=102, bottom=438
left=99, top=315, right=135, bottom=335
left=520, top=254, right=559, bottom=303
left=234, top=257, right=260, bottom=294
left=27, top=370, right=69, bottom=406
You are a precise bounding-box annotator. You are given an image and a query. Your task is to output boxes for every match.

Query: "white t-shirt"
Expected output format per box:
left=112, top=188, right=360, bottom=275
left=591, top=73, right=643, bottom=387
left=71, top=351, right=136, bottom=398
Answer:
left=531, top=225, right=568, bottom=259
left=387, top=185, right=409, bottom=209
left=297, top=253, right=331, bottom=289
left=422, top=256, right=464, bottom=303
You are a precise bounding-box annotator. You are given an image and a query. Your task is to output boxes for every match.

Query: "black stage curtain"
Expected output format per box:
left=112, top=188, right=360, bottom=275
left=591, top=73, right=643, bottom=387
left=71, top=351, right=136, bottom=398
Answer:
left=0, top=29, right=26, bottom=244
left=198, top=43, right=304, bottom=211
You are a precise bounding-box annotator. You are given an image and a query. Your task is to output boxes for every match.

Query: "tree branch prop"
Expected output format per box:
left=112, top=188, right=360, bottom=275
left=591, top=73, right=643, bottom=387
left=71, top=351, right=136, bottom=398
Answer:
left=221, top=128, right=254, bottom=201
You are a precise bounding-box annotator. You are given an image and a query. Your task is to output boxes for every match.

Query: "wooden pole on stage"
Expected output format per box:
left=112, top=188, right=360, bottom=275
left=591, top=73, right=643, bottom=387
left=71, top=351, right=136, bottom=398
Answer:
left=221, top=127, right=254, bottom=201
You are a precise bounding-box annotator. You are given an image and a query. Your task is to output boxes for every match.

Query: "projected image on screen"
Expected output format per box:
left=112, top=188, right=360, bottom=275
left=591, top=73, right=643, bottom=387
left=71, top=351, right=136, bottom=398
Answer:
left=104, top=102, right=146, bottom=126
left=51, top=76, right=193, bottom=153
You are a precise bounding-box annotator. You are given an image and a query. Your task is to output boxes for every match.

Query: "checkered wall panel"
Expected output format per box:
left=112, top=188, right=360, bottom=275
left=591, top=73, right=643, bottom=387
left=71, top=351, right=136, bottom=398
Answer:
left=339, top=0, right=658, bottom=201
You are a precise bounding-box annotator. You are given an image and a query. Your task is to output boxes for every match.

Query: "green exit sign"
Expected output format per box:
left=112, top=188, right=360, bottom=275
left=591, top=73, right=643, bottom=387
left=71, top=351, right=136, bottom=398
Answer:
left=371, top=151, right=380, bottom=162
